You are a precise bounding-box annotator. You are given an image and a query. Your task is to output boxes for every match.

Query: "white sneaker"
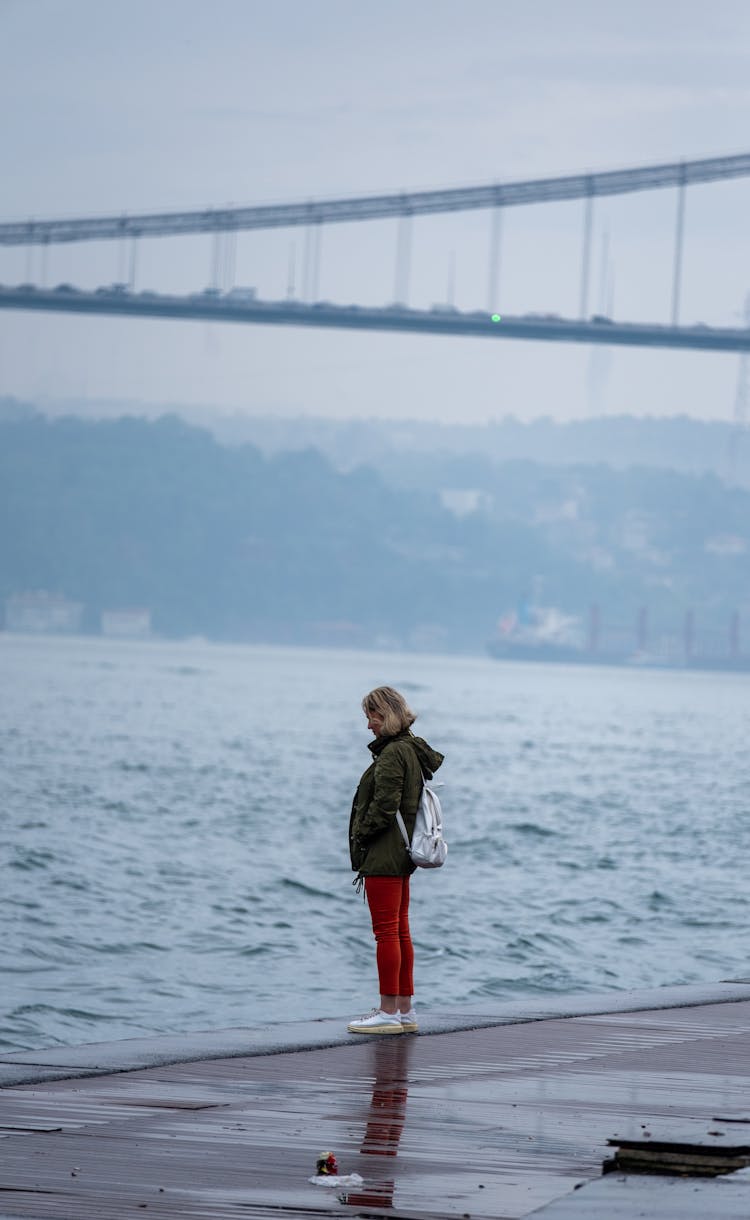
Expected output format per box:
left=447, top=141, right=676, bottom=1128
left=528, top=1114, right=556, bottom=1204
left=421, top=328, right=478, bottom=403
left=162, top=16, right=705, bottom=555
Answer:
left=399, top=1008, right=418, bottom=1032
left=347, top=1009, right=403, bottom=1035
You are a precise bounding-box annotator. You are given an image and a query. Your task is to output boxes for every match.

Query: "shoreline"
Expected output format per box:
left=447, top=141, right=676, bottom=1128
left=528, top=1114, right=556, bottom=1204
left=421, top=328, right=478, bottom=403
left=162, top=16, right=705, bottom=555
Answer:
left=3, top=978, right=750, bottom=1088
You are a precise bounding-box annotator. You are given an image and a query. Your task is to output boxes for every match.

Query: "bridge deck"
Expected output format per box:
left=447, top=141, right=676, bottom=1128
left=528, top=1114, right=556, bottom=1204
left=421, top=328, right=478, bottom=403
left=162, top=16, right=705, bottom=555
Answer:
left=3, top=995, right=750, bottom=1218
left=2, top=287, right=749, bottom=352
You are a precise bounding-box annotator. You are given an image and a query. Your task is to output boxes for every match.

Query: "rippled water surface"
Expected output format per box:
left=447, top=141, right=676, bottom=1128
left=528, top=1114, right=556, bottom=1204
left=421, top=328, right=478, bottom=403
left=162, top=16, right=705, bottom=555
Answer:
left=2, top=634, right=748, bottom=1052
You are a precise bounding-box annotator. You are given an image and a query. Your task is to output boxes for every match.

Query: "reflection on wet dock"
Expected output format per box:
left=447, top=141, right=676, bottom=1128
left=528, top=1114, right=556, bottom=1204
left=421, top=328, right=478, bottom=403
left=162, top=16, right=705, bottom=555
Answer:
left=3, top=990, right=750, bottom=1217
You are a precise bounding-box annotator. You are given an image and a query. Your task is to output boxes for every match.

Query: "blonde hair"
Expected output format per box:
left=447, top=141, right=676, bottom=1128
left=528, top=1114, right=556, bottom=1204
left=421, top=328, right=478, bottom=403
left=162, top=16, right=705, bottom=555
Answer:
left=361, top=686, right=416, bottom=736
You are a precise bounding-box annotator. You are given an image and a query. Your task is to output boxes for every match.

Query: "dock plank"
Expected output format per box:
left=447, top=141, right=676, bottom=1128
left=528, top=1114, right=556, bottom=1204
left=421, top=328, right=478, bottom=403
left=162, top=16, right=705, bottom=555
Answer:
left=2, top=999, right=750, bottom=1218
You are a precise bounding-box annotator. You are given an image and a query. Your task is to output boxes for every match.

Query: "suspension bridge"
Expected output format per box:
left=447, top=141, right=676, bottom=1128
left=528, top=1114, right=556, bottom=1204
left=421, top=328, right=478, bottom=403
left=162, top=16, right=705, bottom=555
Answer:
left=1, top=151, right=750, bottom=354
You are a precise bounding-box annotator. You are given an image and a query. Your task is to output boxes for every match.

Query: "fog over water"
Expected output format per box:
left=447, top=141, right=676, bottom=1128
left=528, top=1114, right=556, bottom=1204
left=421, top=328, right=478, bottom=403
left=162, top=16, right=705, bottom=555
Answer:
left=2, top=634, right=747, bottom=1053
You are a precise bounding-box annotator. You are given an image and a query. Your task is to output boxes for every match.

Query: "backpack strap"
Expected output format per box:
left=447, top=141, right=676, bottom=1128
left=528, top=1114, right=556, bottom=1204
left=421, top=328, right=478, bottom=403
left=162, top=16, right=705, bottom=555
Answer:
left=396, top=763, right=426, bottom=853
left=395, top=811, right=411, bottom=852
left=396, top=742, right=429, bottom=852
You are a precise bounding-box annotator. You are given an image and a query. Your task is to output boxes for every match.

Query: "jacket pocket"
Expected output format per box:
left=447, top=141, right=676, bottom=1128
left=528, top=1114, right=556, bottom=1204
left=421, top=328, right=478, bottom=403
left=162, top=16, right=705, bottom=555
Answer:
left=350, top=835, right=367, bottom=871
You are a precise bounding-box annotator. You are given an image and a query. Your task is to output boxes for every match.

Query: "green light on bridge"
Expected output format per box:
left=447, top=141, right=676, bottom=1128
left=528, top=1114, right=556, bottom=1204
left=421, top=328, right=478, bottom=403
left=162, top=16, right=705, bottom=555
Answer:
left=491, top=313, right=502, bottom=322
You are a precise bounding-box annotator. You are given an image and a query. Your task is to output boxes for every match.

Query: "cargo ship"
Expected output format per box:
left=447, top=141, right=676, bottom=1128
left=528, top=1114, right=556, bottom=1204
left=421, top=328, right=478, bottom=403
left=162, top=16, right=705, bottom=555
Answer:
left=487, top=602, right=750, bottom=671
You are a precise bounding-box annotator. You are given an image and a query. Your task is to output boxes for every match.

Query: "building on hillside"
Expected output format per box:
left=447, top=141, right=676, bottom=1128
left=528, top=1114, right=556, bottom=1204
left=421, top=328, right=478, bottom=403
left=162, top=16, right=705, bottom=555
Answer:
left=100, top=609, right=152, bottom=639
left=4, top=591, right=84, bottom=634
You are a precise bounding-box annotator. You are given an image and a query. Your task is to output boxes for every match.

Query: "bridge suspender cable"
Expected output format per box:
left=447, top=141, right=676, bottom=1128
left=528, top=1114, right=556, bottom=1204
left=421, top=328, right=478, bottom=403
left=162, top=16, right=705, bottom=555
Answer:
left=2, top=152, right=750, bottom=247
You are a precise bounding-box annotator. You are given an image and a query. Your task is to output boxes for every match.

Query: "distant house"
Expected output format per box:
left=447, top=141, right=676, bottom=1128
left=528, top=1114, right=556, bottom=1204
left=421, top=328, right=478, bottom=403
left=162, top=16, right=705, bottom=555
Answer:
left=100, top=609, right=152, bottom=639
left=5, top=591, right=83, bottom=634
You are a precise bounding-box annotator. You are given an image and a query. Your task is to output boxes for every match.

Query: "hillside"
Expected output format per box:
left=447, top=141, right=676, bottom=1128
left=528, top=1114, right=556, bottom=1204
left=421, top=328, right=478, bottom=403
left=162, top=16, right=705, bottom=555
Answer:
left=0, top=412, right=748, bottom=652
left=5, top=397, right=748, bottom=487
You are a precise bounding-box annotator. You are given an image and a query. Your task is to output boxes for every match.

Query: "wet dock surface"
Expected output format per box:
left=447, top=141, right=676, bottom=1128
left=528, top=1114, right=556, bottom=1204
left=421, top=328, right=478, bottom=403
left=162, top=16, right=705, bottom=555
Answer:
left=3, top=993, right=750, bottom=1218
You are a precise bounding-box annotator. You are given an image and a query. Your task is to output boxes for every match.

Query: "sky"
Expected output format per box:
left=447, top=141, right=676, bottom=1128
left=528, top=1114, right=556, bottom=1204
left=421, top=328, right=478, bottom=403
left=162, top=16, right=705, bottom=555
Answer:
left=1, top=0, right=750, bottom=424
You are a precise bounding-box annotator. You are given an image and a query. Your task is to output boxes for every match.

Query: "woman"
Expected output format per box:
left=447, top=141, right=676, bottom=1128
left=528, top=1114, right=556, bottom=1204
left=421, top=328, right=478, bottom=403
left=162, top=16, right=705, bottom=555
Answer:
left=348, top=686, right=444, bottom=1035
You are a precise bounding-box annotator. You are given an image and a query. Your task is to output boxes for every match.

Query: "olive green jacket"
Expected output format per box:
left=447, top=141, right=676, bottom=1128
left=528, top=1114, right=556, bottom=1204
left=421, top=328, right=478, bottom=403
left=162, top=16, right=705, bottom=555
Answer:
left=349, top=730, right=444, bottom=878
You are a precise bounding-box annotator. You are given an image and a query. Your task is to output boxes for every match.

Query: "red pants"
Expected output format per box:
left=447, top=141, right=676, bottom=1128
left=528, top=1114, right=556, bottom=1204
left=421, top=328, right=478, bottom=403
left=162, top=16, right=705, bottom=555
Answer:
left=364, top=876, right=414, bottom=997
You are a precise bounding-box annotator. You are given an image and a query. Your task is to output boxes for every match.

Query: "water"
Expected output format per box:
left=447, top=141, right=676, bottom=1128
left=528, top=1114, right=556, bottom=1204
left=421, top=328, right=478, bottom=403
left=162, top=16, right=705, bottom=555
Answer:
left=1, top=633, right=748, bottom=1053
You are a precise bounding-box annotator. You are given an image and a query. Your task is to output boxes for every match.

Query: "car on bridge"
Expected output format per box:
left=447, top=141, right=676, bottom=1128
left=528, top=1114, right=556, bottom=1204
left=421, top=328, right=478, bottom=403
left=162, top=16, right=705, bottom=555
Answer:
left=226, top=286, right=257, bottom=301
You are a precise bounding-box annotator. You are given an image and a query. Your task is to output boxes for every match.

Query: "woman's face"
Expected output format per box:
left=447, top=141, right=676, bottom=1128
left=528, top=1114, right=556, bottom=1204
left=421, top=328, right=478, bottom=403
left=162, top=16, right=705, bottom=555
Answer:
left=365, top=708, right=385, bottom=737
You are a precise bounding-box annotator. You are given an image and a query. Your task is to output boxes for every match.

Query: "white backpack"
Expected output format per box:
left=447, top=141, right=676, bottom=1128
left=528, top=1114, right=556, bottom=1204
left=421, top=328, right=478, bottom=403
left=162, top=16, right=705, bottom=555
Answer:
left=396, top=781, right=447, bottom=869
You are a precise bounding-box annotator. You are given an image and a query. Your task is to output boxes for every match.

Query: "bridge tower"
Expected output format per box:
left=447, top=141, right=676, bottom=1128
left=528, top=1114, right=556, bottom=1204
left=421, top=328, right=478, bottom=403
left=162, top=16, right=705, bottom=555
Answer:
left=728, top=292, right=750, bottom=482
left=587, top=231, right=615, bottom=414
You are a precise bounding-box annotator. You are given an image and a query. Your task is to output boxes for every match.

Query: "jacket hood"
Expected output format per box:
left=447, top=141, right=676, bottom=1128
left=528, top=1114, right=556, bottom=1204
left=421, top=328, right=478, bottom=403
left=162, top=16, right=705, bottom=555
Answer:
left=409, top=734, right=444, bottom=779
left=369, top=729, right=443, bottom=778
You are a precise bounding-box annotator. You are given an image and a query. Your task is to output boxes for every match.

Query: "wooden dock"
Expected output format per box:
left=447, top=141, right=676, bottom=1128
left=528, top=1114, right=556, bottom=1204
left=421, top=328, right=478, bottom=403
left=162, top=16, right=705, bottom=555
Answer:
left=3, top=987, right=750, bottom=1218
